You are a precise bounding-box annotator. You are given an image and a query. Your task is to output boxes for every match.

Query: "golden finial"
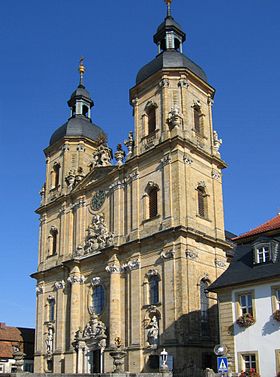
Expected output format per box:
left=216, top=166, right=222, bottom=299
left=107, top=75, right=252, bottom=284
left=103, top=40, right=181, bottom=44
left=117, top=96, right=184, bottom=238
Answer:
left=79, top=57, right=85, bottom=85
left=165, top=0, right=172, bottom=17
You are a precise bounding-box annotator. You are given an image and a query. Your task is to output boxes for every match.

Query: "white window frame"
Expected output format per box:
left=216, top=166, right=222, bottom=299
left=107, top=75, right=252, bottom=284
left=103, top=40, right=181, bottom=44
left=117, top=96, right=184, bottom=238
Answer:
left=239, top=293, right=253, bottom=315
left=256, top=245, right=270, bottom=263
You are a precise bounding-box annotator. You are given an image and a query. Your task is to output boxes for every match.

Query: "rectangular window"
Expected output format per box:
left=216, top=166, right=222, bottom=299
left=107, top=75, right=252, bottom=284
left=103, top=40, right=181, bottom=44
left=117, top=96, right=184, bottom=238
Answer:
left=239, top=293, right=253, bottom=315
left=243, top=354, right=256, bottom=372
left=275, top=349, right=280, bottom=375
left=49, top=300, right=55, bottom=321
left=256, top=246, right=270, bottom=263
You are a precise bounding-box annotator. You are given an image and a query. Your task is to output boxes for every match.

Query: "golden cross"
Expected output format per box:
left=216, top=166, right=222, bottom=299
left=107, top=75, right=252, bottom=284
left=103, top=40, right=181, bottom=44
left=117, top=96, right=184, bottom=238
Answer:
left=165, top=0, right=172, bottom=17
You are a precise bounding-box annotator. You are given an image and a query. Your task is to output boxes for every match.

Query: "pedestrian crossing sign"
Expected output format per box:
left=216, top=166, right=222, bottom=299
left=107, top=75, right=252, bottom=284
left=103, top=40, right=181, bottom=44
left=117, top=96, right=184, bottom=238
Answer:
left=217, top=356, right=228, bottom=372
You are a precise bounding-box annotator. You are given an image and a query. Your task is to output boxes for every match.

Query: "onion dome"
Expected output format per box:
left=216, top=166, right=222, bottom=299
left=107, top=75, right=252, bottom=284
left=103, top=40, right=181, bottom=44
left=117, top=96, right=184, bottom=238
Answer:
left=136, top=0, right=207, bottom=84
left=49, top=58, right=104, bottom=146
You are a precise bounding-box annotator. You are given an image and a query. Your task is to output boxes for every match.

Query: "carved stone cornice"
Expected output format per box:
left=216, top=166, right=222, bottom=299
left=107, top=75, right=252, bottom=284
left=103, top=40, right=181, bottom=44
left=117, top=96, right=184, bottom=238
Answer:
left=54, top=280, right=65, bottom=290
left=67, top=275, right=85, bottom=285
left=186, top=250, right=198, bottom=260
left=91, top=277, right=101, bottom=286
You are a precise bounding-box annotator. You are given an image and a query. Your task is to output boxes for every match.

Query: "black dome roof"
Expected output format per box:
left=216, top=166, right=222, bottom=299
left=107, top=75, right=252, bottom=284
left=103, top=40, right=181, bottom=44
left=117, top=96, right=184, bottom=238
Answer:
left=49, top=116, right=104, bottom=146
left=136, top=50, right=208, bottom=85
left=70, top=85, right=91, bottom=100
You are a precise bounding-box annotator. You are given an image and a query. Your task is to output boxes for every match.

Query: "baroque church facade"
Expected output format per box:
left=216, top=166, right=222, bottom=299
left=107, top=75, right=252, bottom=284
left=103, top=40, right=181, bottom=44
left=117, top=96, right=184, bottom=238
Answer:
left=32, top=2, right=231, bottom=374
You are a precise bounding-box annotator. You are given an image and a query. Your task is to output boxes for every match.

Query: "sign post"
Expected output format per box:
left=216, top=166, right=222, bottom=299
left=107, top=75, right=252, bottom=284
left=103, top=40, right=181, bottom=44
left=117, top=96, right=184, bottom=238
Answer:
left=217, top=356, right=228, bottom=375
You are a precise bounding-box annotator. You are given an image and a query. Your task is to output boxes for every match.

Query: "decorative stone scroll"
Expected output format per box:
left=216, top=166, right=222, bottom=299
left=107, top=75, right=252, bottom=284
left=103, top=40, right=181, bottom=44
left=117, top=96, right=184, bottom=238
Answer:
left=67, top=275, right=85, bottom=285
left=75, top=213, right=114, bottom=257
left=54, top=280, right=65, bottom=290
left=212, top=169, right=221, bottom=180
left=160, top=248, right=175, bottom=259
left=91, top=277, right=101, bottom=286
left=183, top=155, right=193, bottom=165
left=186, top=250, right=198, bottom=260
left=215, top=259, right=226, bottom=268
left=36, top=285, right=44, bottom=295
left=121, top=259, right=141, bottom=272
left=178, top=78, right=189, bottom=88
left=65, top=168, right=85, bottom=191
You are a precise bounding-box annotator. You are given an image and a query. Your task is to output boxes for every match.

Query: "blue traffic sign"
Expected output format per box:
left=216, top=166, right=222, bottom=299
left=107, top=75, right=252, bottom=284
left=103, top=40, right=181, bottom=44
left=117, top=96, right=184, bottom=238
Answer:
left=217, top=356, right=228, bottom=372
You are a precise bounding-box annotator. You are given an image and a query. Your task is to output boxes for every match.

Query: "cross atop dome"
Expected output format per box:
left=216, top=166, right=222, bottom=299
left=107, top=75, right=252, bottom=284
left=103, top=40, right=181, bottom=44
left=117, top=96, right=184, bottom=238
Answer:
left=165, top=0, right=172, bottom=17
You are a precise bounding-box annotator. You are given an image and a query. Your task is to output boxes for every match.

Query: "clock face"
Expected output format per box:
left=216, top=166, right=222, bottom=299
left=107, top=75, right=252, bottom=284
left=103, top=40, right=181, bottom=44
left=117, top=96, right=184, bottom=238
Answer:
left=91, top=190, right=106, bottom=211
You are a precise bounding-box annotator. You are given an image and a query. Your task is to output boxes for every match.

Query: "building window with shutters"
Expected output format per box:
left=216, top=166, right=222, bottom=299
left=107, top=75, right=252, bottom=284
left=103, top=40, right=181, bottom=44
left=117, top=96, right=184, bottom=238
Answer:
left=237, top=352, right=259, bottom=374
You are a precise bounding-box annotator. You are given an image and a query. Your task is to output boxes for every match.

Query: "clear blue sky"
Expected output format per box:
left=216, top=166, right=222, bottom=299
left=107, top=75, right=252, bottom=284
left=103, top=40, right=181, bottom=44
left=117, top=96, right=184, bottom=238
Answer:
left=1, top=0, right=280, bottom=328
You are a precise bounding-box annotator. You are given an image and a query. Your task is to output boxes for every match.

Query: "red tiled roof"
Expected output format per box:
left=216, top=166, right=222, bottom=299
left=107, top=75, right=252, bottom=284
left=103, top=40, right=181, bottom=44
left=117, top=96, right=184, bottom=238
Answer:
left=233, top=214, right=280, bottom=241
left=0, top=324, right=35, bottom=359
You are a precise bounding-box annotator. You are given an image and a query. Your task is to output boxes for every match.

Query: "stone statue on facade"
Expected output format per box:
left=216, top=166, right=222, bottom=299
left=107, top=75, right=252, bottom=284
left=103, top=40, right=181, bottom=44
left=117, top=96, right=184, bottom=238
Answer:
left=82, top=314, right=107, bottom=350
left=124, top=131, right=134, bottom=158
left=147, top=316, right=159, bottom=347
left=45, top=325, right=54, bottom=355
left=75, top=213, right=114, bottom=257
left=213, top=130, right=222, bottom=152
left=168, top=105, right=183, bottom=129
left=92, top=144, right=112, bottom=168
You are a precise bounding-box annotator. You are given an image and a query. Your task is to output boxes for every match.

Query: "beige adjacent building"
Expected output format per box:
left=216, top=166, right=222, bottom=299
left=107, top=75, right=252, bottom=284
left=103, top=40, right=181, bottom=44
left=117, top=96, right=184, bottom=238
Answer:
left=32, top=3, right=231, bottom=374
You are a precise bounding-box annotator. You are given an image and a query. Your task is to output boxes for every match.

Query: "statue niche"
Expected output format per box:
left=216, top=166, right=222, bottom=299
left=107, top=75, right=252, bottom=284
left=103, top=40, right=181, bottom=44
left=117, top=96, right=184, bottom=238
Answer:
left=75, top=213, right=114, bottom=257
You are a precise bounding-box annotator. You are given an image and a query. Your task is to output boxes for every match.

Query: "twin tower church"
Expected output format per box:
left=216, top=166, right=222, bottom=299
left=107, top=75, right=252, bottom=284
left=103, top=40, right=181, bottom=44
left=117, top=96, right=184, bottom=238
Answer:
left=32, top=1, right=231, bottom=374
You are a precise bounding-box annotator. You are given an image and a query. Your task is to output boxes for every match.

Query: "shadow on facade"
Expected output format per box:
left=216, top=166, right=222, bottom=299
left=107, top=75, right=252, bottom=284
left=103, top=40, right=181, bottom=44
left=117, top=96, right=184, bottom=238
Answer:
left=140, top=304, right=219, bottom=375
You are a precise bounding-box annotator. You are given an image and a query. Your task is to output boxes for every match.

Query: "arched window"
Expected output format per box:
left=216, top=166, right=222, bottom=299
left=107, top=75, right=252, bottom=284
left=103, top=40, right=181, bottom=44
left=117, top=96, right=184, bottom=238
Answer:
left=193, top=104, right=204, bottom=135
left=149, top=276, right=159, bottom=304
left=48, top=227, right=58, bottom=256
left=144, top=101, right=158, bottom=136
left=200, top=279, right=209, bottom=336
left=48, top=296, right=55, bottom=321
left=82, top=105, right=89, bottom=117
left=92, top=285, right=105, bottom=315
left=51, top=163, right=60, bottom=189
left=197, top=184, right=208, bottom=219
left=148, top=187, right=158, bottom=219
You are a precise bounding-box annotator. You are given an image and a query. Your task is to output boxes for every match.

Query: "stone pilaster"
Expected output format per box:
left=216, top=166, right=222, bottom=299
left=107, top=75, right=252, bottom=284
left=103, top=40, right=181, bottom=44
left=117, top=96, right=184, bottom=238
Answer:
left=161, top=248, right=176, bottom=341
left=106, top=255, right=121, bottom=346
left=67, top=267, right=85, bottom=346
left=72, top=197, right=86, bottom=252
left=54, top=280, right=66, bottom=353
left=128, top=258, right=141, bottom=346
left=161, top=155, right=172, bottom=223
left=159, top=78, right=170, bottom=140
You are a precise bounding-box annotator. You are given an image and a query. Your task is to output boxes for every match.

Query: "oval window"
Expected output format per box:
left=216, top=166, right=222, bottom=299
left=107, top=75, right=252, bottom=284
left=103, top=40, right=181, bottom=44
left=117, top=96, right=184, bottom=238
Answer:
left=92, top=285, right=105, bottom=315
